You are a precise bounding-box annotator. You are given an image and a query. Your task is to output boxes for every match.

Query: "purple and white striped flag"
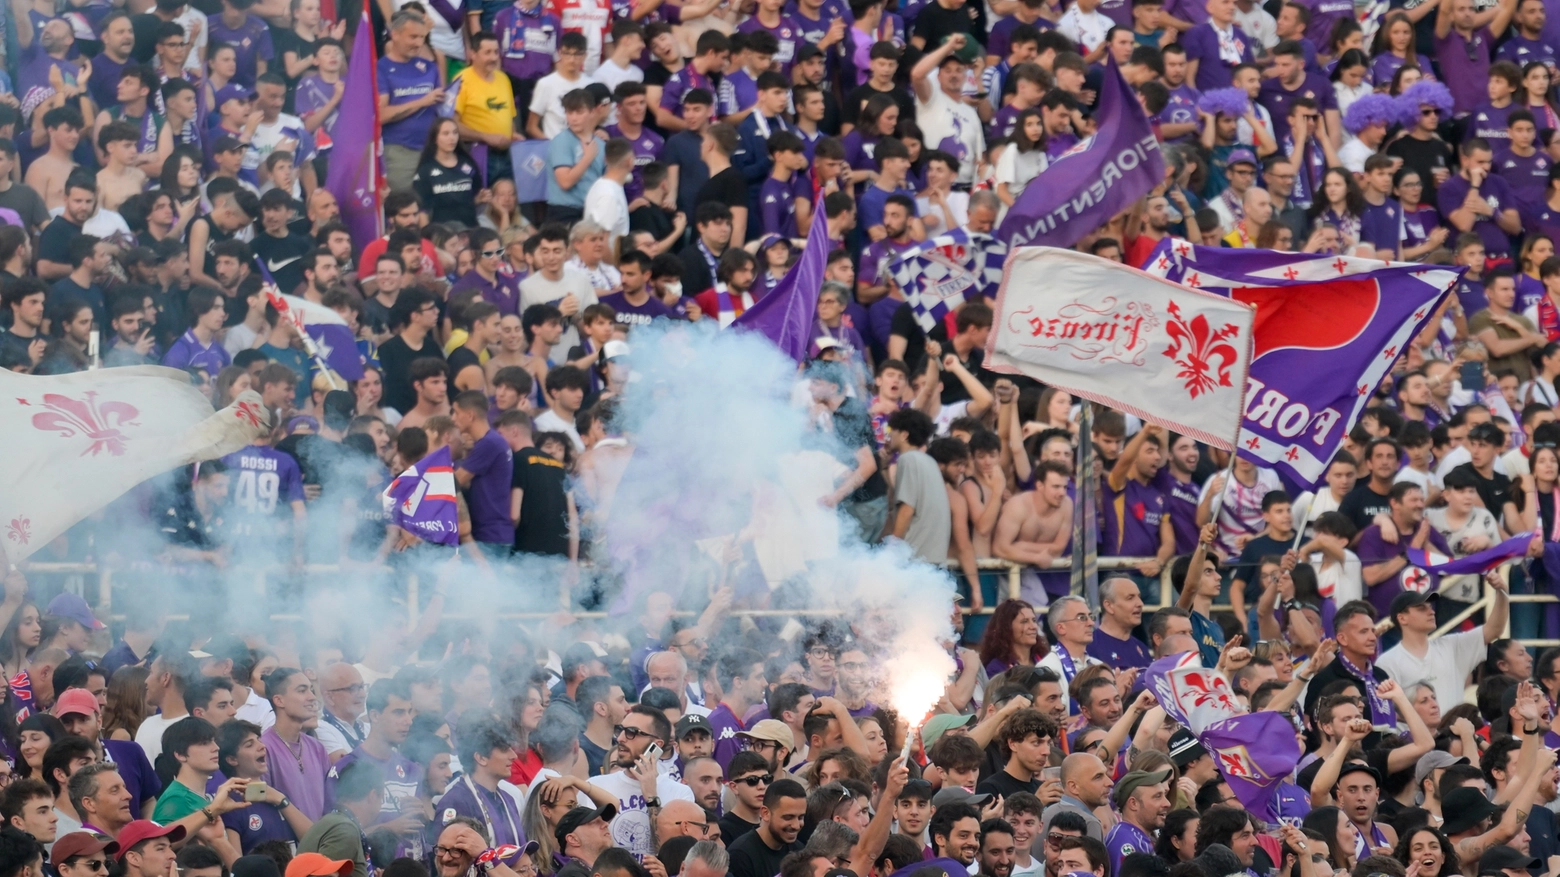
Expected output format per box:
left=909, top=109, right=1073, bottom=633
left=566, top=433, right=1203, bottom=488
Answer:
left=889, top=228, right=1007, bottom=333
left=382, top=445, right=459, bottom=547
left=1141, top=239, right=1459, bottom=490
left=1406, top=532, right=1533, bottom=583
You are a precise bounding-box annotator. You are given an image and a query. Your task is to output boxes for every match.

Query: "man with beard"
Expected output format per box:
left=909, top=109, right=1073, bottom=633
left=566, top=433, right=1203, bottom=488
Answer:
left=1104, top=770, right=1171, bottom=873
left=554, top=804, right=617, bottom=877
left=1194, top=808, right=1265, bottom=873
left=730, top=780, right=806, bottom=877
left=1089, top=579, right=1151, bottom=669
left=1353, top=483, right=1455, bottom=621
left=1074, top=677, right=1124, bottom=733
left=978, top=819, right=1017, bottom=877
left=432, top=819, right=532, bottom=877
left=328, top=679, right=424, bottom=860
left=262, top=668, right=330, bottom=821
left=692, top=248, right=759, bottom=326
left=681, top=756, right=723, bottom=816
left=586, top=704, right=696, bottom=860
left=1124, top=195, right=1175, bottom=268
left=931, top=803, right=983, bottom=869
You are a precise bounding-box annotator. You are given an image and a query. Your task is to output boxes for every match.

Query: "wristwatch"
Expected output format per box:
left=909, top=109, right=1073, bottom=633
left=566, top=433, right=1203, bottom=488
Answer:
left=644, top=797, right=662, bottom=808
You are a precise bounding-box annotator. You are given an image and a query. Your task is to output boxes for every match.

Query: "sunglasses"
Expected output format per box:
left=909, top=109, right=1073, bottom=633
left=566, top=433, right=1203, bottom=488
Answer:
left=74, top=862, right=108, bottom=873
left=1421, top=108, right=1440, bottom=117
left=480, top=248, right=503, bottom=257
left=731, top=774, right=774, bottom=787
left=613, top=725, right=658, bottom=741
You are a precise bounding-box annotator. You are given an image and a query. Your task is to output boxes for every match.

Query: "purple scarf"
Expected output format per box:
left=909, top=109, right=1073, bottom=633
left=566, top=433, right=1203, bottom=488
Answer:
left=1338, top=651, right=1398, bottom=727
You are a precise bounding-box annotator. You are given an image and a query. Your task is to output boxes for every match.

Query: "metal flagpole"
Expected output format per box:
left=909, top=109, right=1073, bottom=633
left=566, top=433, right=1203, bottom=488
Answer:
left=1072, top=404, right=1099, bottom=609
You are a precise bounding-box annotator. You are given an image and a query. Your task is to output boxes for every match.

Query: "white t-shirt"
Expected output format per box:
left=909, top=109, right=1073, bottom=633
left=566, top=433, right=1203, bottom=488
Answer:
left=592, top=58, right=643, bottom=93
left=586, top=770, right=696, bottom=860
left=234, top=686, right=276, bottom=729
left=1308, top=549, right=1362, bottom=606
left=534, top=408, right=585, bottom=452
left=519, top=267, right=599, bottom=350
left=1198, top=467, right=1286, bottom=556
left=134, top=712, right=189, bottom=762
left=1233, top=3, right=1277, bottom=48
left=530, top=71, right=597, bottom=140
left=994, top=146, right=1048, bottom=199
left=1056, top=4, right=1112, bottom=52
left=1376, top=628, right=1486, bottom=710
left=224, top=322, right=263, bottom=357
left=916, top=75, right=984, bottom=185
left=1394, top=465, right=1443, bottom=497
left=1338, top=137, right=1374, bottom=174
left=583, top=177, right=630, bottom=244
left=1427, top=505, right=1501, bottom=602
left=394, top=0, right=464, bottom=58
left=917, top=190, right=969, bottom=235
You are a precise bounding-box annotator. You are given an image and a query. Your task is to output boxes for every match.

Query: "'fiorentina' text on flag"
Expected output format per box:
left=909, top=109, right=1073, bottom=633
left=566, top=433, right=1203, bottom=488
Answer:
left=996, top=58, right=1164, bottom=248
left=985, top=247, right=1254, bottom=450
left=382, top=445, right=459, bottom=547
left=1142, top=239, right=1458, bottom=490
left=0, top=373, right=269, bottom=562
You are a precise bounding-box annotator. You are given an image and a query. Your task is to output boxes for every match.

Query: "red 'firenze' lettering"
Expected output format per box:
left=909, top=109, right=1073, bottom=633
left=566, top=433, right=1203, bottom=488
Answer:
left=1026, top=313, right=1146, bottom=349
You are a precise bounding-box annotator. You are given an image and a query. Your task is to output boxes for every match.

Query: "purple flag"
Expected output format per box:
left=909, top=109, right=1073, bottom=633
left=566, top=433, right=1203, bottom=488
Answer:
left=510, top=140, right=549, bottom=203
left=381, top=445, right=459, bottom=546
left=732, top=181, right=829, bottom=361
left=325, top=12, right=383, bottom=252
left=1142, top=239, right=1460, bottom=490
left=889, top=228, right=1007, bottom=332
left=996, top=57, right=1164, bottom=248
left=1407, top=532, right=1534, bottom=579
left=1199, top=711, right=1303, bottom=824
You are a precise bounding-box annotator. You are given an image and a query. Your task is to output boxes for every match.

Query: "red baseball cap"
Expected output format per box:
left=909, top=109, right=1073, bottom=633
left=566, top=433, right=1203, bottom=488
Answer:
left=114, top=821, right=187, bottom=860
left=52, top=689, right=99, bottom=719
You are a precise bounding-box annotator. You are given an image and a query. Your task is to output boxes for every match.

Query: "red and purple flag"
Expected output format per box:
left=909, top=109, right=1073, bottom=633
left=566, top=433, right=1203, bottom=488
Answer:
left=996, top=57, right=1164, bottom=248
left=381, top=445, right=459, bottom=546
left=1142, top=239, right=1460, bottom=490
left=732, top=178, right=830, bottom=361
left=325, top=11, right=384, bottom=251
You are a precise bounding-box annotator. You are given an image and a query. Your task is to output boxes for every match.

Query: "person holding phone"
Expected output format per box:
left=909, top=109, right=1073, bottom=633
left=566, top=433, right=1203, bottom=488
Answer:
left=103, top=297, right=160, bottom=367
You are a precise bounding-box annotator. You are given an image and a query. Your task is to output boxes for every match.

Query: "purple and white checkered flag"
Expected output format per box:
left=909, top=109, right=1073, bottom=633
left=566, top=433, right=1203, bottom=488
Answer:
left=889, top=228, right=1007, bottom=333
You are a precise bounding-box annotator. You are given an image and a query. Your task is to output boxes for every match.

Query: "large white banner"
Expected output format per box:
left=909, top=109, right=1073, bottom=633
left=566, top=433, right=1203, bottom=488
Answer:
left=0, top=368, right=270, bottom=562
left=985, top=247, right=1255, bottom=450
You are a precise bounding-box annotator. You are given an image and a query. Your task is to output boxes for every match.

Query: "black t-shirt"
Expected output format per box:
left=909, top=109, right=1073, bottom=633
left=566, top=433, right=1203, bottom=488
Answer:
left=728, top=829, right=801, bottom=877
left=913, top=3, right=975, bottom=44
left=1386, top=136, right=1454, bottom=193
left=37, top=216, right=82, bottom=265
left=1295, top=748, right=1391, bottom=795
left=679, top=242, right=719, bottom=297
left=251, top=230, right=315, bottom=294
left=719, top=811, right=760, bottom=846
left=448, top=346, right=483, bottom=386
left=843, top=82, right=916, bottom=130
left=412, top=157, right=484, bottom=228
left=697, top=167, right=749, bottom=213
left=890, top=301, right=928, bottom=371
left=1451, top=462, right=1518, bottom=519
left=940, top=347, right=988, bottom=404
left=0, top=183, right=48, bottom=231
left=644, top=61, right=677, bottom=87
left=975, top=768, right=1040, bottom=799
left=377, top=332, right=444, bottom=414
left=0, top=328, right=36, bottom=368
left=1338, top=482, right=1393, bottom=534
left=513, top=445, right=570, bottom=556
left=1235, top=533, right=1294, bottom=600
left=629, top=204, right=674, bottom=240
left=187, top=215, right=236, bottom=281
left=830, top=397, right=889, bottom=501
left=52, top=277, right=107, bottom=328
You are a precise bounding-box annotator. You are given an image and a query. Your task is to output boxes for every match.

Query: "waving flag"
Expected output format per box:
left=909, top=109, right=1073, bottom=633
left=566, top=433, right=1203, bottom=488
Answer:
left=253, top=259, right=365, bottom=382
left=0, top=372, right=269, bottom=562
left=510, top=141, right=549, bottom=203
left=325, top=11, right=383, bottom=251
left=889, top=228, right=1007, bottom=332
left=382, top=445, right=459, bottom=546
left=1142, top=239, right=1459, bottom=489
left=997, top=57, right=1164, bottom=248
left=1405, top=532, right=1533, bottom=587
left=733, top=182, right=830, bottom=361
left=986, top=247, right=1254, bottom=449
left=1145, top=652, right=1301, bottom=823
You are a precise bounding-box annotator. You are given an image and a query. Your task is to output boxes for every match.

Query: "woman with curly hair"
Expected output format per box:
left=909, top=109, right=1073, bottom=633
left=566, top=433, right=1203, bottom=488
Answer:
left=978, top=600, right=1047, bottom=676
left=1308, top=168, right=1369, bottom=253
left=802, top=747, right=870, bottom=788
left=1392, top=825, right=1459, bottom=877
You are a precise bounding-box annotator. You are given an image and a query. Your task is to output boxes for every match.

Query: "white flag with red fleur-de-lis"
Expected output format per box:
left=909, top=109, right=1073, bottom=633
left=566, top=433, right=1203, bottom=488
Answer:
left=985, top=247, right=1256, bottom=450
left=0, top=367, right=270, bottom=561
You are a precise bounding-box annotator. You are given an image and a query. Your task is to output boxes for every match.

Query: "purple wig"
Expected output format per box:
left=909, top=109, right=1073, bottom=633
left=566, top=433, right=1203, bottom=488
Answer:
left=1343, top=93, right=1400, bottom=135
left=1198, top=87, right=1250, bottom=118
left=1395, top=81, right=1454, bottom=127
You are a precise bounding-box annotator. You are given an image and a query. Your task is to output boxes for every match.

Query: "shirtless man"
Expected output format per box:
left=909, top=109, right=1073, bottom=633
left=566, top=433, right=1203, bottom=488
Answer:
left=937, top=438, right=985, bottom=610
left=484, top=314, right=531, bottom=385
left=25, top=103, right=84, bottom=212
left=577, top=402, right=633, bottom=528
left=994, top=460, right=1073, bottom=600
left=95, top=120, right=147, bottom=211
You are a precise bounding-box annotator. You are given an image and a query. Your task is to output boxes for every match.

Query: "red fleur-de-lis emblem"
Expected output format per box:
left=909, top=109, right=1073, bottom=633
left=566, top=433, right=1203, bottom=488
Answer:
left=1285, top=447, right=1300, bottom=461
left=1414, top=309, right=1427, bottom=320
left=1186, top=272, right=1202, bottom=287
left=6, top=517, right=29, bottom=545
left=29, top=392, right=141, bottom=457
left=1245, top=436, right=1261, bottom=450
left=1218, top=748, right=1254, bottom=779
left=1175, top=241, right=1191, bottom=257
left=1333, top=257, right=1348, bottom=274
left=1382, top=346, right=1397, bottom=360
left=1163, top=301, right=1243, bottom=399
left=234, top=401, right=263, bottom=429
left=1283, top=266, right=1299, bottom=280
left=1156, top=255, right=1170, bottom=271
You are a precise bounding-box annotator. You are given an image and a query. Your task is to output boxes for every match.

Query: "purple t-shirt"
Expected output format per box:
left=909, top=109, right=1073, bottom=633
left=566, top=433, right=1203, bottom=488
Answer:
left=759, top=173, right=800, bottom=237
left=707, top=702, right=745, bottom=771
left=86, top=51, right=127, bottom=112
left=1165, top=0, right=1208, bottom=28
left=717, top=67, right=759, bottom=118
left=293, top=74, right=339, bottom=147
left=1370, top=51, right=1432, bottom=86
left=377, top=55, right=441, bottom=150
left=1401, top=204, right=1440, bottom=250
left=1353, top=522, right=1453, bottom=617
left=987, top=15, right=1051, bottom=60
left=1159, top=83, right=1200, bottom=142
left=1469, top=100, right=1519, bottom=145
left=261, top=727, right=331, bottom=820
left=1105, top=820, right=1155, bottom=876
left=451, top=268, right=523, bottom=316
left=1181, top=22, right=1254, bottom=91
left=1360, top=200, right=1402, bottom=254
left=1100, top=475, right=1166, bottom=557
left=784, top=0, right=854, bottom=69
left=1495, top=145, right=1551, bottom=211
left=495, top=4, right=560, bottom=80
left=857, top=182, right=915, bottom=231
left=1150, top=466, right=1200, bottom=553
left=736, top=14, right=805, bottom=75
left=1087, top=628, right=1152, bottom=669
left=604, top=123, right=663, bottom=203
left=221, top=445, right=306, bottom=517
left=1259, top=72, right=1337, bottom=146
left=222, top=801, right=296, bottom=853
left=1300, top=0, right=1353, bottom=49
left=660, top=64, right=715, bottom=112
left=1437, top=171, right=1518, bottom=260
left=859, top=237, right=915, bottom=290
left=1434, top=27, right=1494, bottom=116
left=1455, top=274, right=1488, bottom=314
left=163, top=330, right=231, bottom=375
left=599, top=290, right=676, bottom=326
left=459, top=428, right=514, bottom=543
left=1495, top=33, right=1560, bottom=67
left=327, top=747, right=425, bottom=858
left=104, top=739, right=161, bottom=811
left=1517, top=273, right=1546, bottom=314
left=989, top=104, right=1023, bottom=141
left=206, top=14, right=273, bottom=88
left=839, top=129, right=881, bottom=171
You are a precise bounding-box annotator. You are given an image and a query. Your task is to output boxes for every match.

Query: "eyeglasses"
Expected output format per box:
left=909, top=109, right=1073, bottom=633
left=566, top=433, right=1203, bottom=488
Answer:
left=673, top=820, right=710, bottom=834
left=1061, top=612, right=1092, bottom=623
left=731, top=774, right=774, bottom=787
left=433, top=847, right=468, bottom=859
left=480, top=248, right=503, bottom=258
left=807, top=647, right=836, bottom=657
left=326, top=683, right=367, bottom=695
left=839, top=661, right=870, bottom=672
left=613, top=725, right=658, bottom=741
